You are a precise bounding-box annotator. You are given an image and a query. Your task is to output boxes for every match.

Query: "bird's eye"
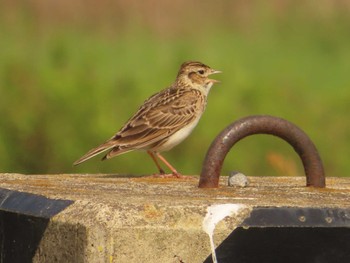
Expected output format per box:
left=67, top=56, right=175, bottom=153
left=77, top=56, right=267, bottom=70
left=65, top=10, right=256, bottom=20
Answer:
left=198, top=70, right=204, bottom=75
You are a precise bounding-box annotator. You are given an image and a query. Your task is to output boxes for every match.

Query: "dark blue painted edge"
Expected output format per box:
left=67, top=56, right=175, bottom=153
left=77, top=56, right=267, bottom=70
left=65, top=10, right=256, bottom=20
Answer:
left=0, top=188, right=74, bottom=218
left=241, top=207, right=350, bottom=227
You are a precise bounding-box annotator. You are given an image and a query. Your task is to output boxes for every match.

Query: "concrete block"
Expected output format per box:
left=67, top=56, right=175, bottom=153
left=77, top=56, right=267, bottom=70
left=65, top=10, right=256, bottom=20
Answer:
left=1, top=174, right=350, bottom=262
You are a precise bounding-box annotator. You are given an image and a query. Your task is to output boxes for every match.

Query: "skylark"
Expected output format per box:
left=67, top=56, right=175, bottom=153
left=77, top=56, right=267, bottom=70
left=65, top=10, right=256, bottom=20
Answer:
left=73, top=61, right=221, bottom=177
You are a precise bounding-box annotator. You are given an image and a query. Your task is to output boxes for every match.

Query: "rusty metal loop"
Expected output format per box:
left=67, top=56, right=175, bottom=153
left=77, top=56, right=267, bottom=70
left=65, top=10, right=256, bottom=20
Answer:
left=199, top=115, right=325, bottom=188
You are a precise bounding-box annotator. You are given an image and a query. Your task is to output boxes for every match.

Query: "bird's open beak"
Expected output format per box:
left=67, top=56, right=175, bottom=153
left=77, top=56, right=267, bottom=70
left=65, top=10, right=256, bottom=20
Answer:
left=208, top=70, right=222, bottom=83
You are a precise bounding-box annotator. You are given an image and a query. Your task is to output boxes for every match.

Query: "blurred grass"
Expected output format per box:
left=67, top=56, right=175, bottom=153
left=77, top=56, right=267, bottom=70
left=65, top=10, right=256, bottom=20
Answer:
left=0, top=0, right=350, bottom=177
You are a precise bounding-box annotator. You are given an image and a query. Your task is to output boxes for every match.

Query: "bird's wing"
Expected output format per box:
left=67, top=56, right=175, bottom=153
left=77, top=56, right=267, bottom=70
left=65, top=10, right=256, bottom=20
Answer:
left=104, top=88, right=205, bottom=158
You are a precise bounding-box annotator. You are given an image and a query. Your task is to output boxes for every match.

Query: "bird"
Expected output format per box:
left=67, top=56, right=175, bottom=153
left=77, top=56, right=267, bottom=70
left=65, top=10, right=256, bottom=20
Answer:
left=73, top=61, right=221, bottom=177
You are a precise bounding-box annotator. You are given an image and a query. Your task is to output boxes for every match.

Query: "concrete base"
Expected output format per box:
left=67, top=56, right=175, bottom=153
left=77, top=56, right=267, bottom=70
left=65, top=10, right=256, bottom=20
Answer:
left=0, top=174, right=350, bottom=262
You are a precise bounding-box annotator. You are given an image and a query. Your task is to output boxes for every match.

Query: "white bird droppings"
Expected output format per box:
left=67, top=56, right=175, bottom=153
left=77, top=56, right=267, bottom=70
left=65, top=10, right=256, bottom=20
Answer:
left=203, top=204, right=246, bottom=263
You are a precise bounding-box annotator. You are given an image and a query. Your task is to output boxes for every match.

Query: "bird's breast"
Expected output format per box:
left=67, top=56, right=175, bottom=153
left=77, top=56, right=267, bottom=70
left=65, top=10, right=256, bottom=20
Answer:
left=153, top=115, right=202, bottom=152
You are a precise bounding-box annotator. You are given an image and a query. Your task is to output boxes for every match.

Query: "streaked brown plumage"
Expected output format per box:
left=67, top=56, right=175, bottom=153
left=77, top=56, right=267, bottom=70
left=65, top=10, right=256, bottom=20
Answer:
left=73, top=61, right=221, bottom=177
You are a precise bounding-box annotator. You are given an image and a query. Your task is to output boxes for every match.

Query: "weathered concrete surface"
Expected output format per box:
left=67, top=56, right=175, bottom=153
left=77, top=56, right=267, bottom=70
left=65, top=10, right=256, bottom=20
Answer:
left=1, top=173, right=350, bottom=262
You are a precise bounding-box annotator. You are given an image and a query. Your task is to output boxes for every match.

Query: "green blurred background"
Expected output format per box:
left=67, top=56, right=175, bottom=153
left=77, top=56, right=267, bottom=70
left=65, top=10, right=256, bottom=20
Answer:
left=1, top=0, right=349, bottom=177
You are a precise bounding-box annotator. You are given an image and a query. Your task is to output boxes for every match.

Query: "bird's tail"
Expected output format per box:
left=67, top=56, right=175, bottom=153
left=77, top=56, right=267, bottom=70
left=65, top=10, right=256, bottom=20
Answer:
left=73, top=141, right=116, bottom=166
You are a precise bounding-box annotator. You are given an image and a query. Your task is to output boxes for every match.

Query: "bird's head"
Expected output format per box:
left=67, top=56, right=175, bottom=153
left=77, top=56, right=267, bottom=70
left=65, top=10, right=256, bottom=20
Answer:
left=176, top=61, right=221, bottom=93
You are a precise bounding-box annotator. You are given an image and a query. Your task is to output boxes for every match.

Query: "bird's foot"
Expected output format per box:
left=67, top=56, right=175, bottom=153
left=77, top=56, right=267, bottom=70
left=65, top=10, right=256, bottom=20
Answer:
left=151, top=173, right=181, bottom=178
left=150, top=172, right=194, bottom=179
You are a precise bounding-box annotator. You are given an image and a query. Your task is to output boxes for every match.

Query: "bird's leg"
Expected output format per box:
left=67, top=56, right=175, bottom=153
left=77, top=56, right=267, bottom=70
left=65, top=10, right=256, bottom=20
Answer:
left=147, top=151, right=187, bottom=178
left=147, top=152, right=191, bottom=179
left=155, top=152, right=181, bottom=178
left=147, top=151, right=165, bottom=174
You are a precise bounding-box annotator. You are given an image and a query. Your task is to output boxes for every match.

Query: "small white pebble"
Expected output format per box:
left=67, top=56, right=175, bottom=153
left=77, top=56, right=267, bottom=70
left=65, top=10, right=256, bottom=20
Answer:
left=228, top=171, right=249, bottom=187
